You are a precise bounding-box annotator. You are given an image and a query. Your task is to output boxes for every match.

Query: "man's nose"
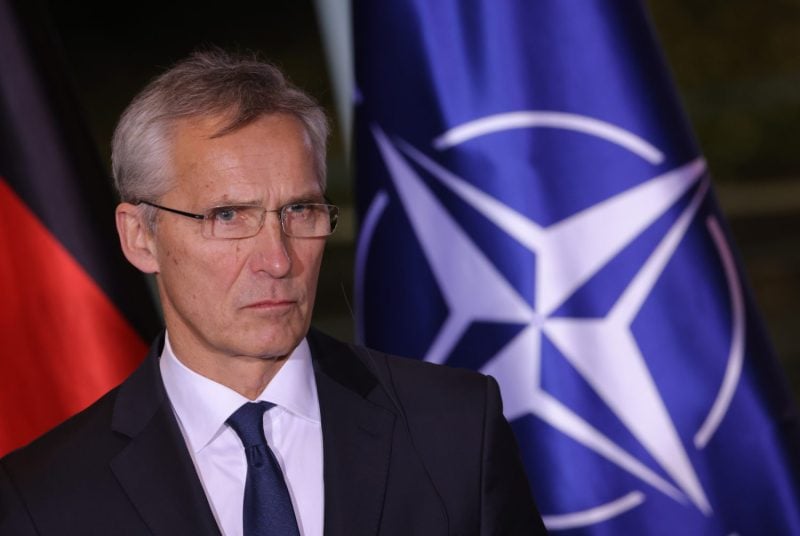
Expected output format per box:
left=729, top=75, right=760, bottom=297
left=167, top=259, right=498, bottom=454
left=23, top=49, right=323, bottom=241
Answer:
left=247, top=215, right=291, bottom=277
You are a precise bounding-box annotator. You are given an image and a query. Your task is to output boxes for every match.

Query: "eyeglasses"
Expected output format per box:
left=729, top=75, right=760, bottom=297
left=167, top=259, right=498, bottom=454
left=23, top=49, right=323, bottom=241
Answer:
left=139, top=201, right=339, bottom=239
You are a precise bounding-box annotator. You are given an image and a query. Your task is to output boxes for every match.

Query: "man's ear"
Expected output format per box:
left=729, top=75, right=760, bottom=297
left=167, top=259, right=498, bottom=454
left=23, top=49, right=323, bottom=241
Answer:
left=116, top=202, right=160, bottom=274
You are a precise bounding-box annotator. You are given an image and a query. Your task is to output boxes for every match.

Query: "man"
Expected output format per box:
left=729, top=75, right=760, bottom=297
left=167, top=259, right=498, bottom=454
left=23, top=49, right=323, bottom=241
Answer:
left=0, top=50, right=546, bottom=535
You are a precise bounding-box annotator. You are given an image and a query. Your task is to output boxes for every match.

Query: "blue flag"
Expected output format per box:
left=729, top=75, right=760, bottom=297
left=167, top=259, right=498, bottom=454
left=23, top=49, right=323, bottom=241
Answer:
left=353, top=1, right=800, bottom=533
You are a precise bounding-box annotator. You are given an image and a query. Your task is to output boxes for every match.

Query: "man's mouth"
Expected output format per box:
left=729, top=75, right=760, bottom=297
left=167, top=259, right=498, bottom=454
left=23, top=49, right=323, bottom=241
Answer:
left=243, top=299, right=296, bottom=310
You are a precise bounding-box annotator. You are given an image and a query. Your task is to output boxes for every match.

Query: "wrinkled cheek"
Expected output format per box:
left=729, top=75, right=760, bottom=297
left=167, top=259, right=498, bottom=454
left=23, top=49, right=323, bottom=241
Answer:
left=197, top=252, right=243, bottom=290
left=169, top=262, right=232, bottom=321
left=233, top=240, right=247, bottom=263
left=163, top=245, right=180, bottom=269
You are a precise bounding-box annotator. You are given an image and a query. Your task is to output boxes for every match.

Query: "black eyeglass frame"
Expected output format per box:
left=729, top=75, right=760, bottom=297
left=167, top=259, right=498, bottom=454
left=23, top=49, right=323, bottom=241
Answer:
left=138, top=200, right=339, bottom=239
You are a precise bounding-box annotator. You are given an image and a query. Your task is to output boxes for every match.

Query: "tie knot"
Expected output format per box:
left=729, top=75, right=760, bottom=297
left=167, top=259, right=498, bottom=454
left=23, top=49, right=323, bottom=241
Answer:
left=227, top=401, right=274, bottom=448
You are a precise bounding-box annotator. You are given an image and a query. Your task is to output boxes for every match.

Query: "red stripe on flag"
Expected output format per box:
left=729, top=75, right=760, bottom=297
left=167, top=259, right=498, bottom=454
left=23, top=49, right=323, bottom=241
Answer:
left=0, top=177, right=148, bottom=456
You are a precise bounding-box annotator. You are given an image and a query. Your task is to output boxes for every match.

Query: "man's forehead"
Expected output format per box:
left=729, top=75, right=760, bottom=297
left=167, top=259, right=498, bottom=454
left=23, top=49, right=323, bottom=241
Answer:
left=163, top=113, right=321, bottom=206
left=170, top=113, right=314, bottom=168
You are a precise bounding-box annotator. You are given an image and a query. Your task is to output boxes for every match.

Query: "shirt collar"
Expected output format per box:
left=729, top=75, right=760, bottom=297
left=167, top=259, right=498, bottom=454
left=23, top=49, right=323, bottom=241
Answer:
left=160, top=332, right=320, bottom=454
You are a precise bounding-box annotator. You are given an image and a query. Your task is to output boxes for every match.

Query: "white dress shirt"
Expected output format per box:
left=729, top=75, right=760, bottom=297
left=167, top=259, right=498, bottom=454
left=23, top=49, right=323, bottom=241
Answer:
left=160, top=333, right=324, bottom=536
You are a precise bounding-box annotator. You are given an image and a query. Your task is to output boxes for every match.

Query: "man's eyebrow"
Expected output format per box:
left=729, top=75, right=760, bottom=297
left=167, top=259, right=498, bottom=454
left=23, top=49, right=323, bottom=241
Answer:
left=203, top=192, right=327, bottom=208
left=205, top=198, right=261, bottom=207
left=283, top=192, right=327, bottom=205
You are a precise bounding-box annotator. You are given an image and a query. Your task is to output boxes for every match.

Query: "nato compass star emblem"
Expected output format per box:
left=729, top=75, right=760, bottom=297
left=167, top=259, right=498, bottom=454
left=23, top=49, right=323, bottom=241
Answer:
left=357, top=111, right=746, bottom=530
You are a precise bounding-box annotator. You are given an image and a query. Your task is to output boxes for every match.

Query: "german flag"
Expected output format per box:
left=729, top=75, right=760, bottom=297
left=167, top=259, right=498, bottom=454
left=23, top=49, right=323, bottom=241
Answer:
left=0, top=0, right=160, bottom=456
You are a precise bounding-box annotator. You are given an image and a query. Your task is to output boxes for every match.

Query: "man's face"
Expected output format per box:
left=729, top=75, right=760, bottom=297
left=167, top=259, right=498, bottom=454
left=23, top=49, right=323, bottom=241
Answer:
left=151, top=113, right=326, bottom=361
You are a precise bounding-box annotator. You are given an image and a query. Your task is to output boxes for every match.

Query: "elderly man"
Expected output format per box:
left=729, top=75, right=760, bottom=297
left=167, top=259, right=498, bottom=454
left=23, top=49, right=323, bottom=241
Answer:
left=0, top=50, right=546, bottom=535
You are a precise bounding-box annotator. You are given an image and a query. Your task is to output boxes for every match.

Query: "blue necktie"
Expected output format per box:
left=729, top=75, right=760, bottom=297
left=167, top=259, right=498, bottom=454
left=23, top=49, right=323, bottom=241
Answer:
left=227, top=401, right=300, bottom=536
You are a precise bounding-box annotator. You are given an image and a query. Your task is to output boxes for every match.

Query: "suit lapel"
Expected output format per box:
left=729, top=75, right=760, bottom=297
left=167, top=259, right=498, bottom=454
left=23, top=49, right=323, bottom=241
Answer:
left=109, top=335, right=221, bottom=536
left=309, top=330, right=397, bottom=536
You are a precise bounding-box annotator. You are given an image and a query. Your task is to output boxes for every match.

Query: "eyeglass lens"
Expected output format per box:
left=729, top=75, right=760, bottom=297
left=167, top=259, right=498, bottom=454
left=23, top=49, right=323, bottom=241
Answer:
left=207, top=204, right=337, bottom=239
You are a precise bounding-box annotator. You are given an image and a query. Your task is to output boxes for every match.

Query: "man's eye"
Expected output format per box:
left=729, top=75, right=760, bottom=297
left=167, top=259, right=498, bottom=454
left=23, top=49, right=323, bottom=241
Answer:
left=285, top=203, right=310, bottom=214
left=211, top=207, right=239, bottom=223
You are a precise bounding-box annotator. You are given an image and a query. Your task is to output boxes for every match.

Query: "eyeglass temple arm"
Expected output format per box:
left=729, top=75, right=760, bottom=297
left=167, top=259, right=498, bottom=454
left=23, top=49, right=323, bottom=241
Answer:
left=139, top=201, right=206, bottom=220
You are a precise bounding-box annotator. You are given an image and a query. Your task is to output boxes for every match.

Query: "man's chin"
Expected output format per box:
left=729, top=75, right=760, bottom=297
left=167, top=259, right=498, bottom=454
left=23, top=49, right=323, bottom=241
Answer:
left=231, top=329, right=305, bottom=360
left=216, top=309, right=309, bottom=356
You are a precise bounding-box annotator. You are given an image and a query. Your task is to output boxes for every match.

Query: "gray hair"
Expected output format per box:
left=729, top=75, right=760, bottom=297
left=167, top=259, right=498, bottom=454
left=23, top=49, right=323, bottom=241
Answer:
left=111, top=49, right=329, bottom=224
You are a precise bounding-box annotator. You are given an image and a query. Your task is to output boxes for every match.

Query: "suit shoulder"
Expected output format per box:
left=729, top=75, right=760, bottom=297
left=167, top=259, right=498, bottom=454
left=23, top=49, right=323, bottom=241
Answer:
left=0, top=386, right=123, bottom=488
left=354, top=344, right=497, bottom=416
left=309, top=330, right=500, bottom=416
left=308, top=328, right=493, bottom=401
left=382, top=351, right=489, bottom=390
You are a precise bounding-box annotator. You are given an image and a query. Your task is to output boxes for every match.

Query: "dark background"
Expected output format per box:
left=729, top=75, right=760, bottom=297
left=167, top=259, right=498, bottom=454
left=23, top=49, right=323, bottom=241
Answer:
left=38, top=0, right=800, bottom=398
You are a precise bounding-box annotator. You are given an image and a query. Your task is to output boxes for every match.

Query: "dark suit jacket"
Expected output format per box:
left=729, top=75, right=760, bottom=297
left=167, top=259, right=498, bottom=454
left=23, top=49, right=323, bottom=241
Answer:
left=0, top=330, right=546, bottom=535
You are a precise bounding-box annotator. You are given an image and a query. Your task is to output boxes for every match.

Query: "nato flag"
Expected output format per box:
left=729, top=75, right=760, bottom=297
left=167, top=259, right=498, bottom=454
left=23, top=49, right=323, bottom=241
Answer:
left=354, top=1, right=800, bottom=533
